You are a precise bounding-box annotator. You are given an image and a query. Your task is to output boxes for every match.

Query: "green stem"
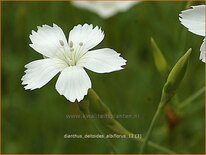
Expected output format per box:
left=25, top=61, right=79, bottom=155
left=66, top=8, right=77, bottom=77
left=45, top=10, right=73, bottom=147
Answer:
left=139, top=93, right=166, bottom=153
left=92, top=120, right=118, bottom=154
left=93, top=116, right=175, bottom=153
left=140, top=139, right=176, bottom=154
left=79, top=103, right=118, bottom=154
left=140, top=49, right=191, bottom=153
left=100, top=116, right=175, bottom=154
left=178, top=86, right=205, bottom=109
left=79, top=89, right=175, bottom=154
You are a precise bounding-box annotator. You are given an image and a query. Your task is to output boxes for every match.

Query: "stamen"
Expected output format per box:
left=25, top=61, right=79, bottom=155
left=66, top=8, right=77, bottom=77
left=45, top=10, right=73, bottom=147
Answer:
left=59, top=40, right=64, bottom=46
left=69, top=41, right=73, bottom=48
left=79, top=42, right=83, bottom=46
left=70, top=48, right=74, bottom=52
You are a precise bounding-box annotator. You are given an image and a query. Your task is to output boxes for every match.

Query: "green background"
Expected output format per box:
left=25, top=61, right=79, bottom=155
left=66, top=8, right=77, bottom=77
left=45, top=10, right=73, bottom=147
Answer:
left=2, top=1, right=205, bottom=154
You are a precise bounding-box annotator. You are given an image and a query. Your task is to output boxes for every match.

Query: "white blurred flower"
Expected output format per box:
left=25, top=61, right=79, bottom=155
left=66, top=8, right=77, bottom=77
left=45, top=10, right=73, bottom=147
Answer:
left=179, top=5, right=205, bottom=62
left=22, top=24, right=126, bottom=102
left=72, top=1, right=138, bottom=19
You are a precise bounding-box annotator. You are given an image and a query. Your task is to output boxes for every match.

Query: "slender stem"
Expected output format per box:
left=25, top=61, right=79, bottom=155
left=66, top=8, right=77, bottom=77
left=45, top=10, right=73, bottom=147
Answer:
left=139, top=94, right=166, bottom=153
left=139, top=139, right=176, bottom=154
left=80, top=89, right=176, bottom=154
left=122, top=130, right=175, bottom=153
left=178, top=86, right=205, bottom=109
left=80, top=113, right=118, bottom=153
left=94, top=118, right=175, bottom=154
left=139, top=87, right=203, bottom=153
left=93, top=117, right=175, bottom=154
left=80, top=112, right=175, bottom=154
left=92, top=120, right=118, bottom=154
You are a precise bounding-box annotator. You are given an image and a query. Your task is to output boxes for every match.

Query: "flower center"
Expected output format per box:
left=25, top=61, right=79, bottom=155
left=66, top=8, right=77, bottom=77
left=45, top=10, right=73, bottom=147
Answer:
left=58, top=40, right=84, bottom=66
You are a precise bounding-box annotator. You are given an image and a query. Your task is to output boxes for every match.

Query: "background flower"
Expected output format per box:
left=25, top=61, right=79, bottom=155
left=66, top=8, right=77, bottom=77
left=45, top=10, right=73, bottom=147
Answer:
left=179, top=5, right=205, bottom=62
left=72, top=1, right=138, bottom=18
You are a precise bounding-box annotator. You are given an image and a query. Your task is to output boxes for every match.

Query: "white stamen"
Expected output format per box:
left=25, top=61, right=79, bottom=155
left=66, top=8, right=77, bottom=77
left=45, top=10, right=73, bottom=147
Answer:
left=59, top=40, right=64, bottom=46
left=69, top=41, right=73, bottom=48
left=79, top=42, right=83, bottom=46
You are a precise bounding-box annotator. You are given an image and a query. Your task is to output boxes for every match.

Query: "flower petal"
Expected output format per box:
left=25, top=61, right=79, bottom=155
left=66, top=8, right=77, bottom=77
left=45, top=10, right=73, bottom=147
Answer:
left=55, top=66, right=91, bottom=102
left=29, top=24, right=69, bottom=58
left=68, top=24, right=104, bottom=51
left=22, top=58, right=67, bottom=90
left=77, top=48, right=126, bottom=73
left=179, top=5, right=205, bottom=36
left=72, top=1, right=138, bottom=19
left=200, top=39, right=205, bottom=62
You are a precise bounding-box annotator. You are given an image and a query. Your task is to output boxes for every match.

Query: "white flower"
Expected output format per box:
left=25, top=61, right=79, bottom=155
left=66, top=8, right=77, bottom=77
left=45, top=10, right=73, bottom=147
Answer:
left=72, top=1, right=138, bottom=19
left=21, top=24, right=126, bottom=102
left=179, top=5, right=205, bottom=62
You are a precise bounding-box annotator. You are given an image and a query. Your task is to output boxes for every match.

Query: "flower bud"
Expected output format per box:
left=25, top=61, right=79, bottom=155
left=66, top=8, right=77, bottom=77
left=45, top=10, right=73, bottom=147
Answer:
left=150, top=37, right=169, bottom=78
left=163, top=48, right=192, bottom=98
left=79, top=89, right=131, bottom=135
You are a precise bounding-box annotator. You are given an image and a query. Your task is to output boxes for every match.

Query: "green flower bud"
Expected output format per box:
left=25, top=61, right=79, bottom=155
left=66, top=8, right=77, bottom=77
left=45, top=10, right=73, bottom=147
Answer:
left=86, top=89, right=111, bottom=115
left=163, top=48, right=192, bottom=98
left=79, top=89, right=131, bottom=135
left=150, top=37, right=169, bottom=78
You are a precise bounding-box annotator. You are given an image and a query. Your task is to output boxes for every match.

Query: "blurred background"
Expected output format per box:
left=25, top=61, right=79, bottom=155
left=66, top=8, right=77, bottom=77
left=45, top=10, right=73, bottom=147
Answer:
left=2, top=1, right=205, bottom=154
